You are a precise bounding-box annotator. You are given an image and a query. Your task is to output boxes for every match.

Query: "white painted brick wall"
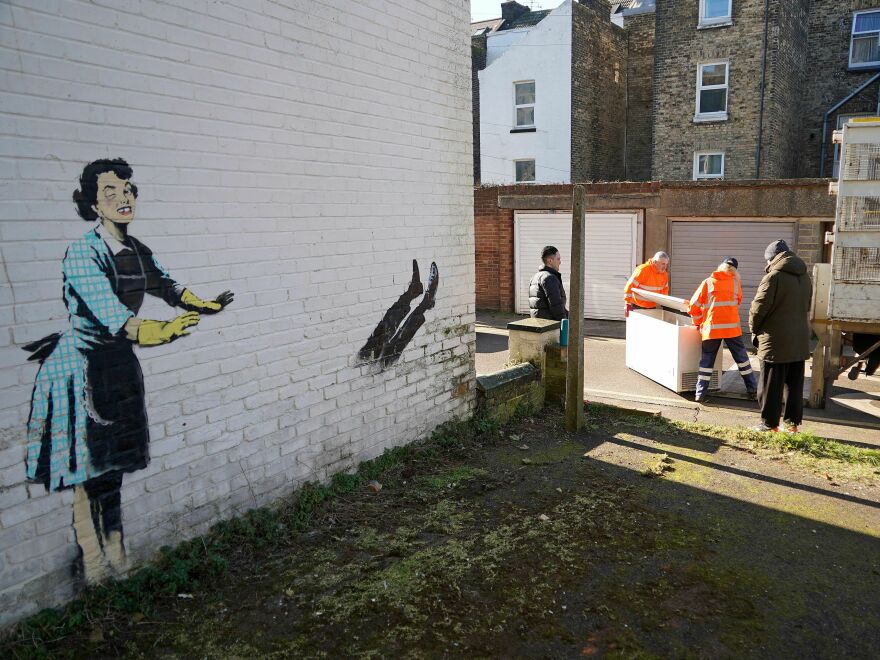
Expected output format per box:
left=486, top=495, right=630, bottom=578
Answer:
left=0, top=0, right=475, bottom=627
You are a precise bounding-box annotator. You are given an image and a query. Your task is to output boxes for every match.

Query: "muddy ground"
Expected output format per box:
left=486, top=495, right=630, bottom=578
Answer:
left=8, top=405, right=880, bottom=658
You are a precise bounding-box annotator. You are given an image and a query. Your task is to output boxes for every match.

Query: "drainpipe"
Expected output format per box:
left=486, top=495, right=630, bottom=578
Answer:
left=754, top=0, right=770, bottom=178
left=819, top=72, right=880, bottom=177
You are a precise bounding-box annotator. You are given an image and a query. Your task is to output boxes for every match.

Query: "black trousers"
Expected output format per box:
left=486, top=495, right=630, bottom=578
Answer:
left=758, top=360, right=805, bottom=427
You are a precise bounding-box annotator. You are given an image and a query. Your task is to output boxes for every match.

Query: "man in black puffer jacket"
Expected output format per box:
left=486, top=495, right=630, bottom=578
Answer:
left=529, top=246, right=569, bottom=321
left=749, top=240, right=812, bottom=434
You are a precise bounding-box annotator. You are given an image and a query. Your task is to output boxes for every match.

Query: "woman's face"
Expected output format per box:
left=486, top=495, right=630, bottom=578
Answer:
left=93, top=171, right=136, bottom=224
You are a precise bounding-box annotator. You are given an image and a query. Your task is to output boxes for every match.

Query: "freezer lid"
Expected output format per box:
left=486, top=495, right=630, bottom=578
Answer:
left=631, top=288, right=689, bottom=313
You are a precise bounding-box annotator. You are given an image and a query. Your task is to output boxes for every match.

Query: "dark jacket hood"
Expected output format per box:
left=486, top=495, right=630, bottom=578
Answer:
left=768, top=251, right=806, bottom=276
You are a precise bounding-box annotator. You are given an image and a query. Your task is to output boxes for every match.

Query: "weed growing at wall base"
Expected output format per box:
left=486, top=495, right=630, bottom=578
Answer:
left=3, top=413, right=502, bottom=658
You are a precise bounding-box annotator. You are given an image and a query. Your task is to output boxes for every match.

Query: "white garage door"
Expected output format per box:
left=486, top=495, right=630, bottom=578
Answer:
left=515, top=211, right=642, bottom=320
left=669, top=220, right=797, bottom=334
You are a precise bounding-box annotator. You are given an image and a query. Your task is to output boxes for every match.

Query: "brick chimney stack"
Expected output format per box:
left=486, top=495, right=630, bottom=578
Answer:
left=501, top=1, right=530, bottom=23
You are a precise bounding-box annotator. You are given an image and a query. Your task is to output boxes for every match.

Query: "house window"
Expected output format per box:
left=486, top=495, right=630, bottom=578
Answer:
left=699, top=0, right=732, bottom=27
left=514, top=81, right=535, bottom=128
left=695, top=62, right=728, bottom=121
left=693, top=152, right=724, bottom=180
left=515, top=159, right=535, bottom=183
left=850, top=10, right=880, bottom=68
left=833, top=114, right=876, bottom=178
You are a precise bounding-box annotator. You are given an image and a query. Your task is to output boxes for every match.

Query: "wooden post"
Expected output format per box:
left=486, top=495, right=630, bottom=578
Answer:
left=808, top=329, right=826, bottom=408
left=824, top=322, right=841, bottom=402
left=566, top=186, right=586, bottom=431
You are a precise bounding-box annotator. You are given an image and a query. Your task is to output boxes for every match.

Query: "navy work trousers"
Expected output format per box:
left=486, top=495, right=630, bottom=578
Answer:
left=697, top=335, right=757, bottom=399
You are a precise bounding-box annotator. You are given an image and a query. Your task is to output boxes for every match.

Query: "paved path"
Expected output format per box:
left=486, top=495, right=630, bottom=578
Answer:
left=476, top=311, right=880, bottom=447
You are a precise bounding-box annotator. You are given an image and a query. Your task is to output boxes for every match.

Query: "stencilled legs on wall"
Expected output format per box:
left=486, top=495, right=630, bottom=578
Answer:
left=358, top=260, right=440, bottom=368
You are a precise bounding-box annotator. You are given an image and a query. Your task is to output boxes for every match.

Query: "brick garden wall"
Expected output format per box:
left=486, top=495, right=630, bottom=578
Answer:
left=0, top=0, right=475, bottom=627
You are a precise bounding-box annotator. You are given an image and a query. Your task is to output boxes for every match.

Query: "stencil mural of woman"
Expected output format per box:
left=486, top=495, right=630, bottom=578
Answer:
left=23, top=158, right=234, bottom=583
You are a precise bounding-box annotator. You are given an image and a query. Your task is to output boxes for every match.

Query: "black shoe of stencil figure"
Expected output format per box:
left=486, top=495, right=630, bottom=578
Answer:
left=407, top=259, right=424, bottom=299
left=420, top=262, right=438, bottom=310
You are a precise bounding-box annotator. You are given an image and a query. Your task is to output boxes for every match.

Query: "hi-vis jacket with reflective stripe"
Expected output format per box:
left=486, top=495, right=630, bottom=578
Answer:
left=624, top=261, right=669, bottom=308
left=688, top=269, right=743, bottom=340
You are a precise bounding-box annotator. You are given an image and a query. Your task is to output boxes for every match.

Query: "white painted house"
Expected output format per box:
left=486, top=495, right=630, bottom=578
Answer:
left=478, top=1, right=572, bottom=185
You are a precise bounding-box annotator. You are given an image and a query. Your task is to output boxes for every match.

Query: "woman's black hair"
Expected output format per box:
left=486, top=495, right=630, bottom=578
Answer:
left=73, top=158, right=138, bottom=221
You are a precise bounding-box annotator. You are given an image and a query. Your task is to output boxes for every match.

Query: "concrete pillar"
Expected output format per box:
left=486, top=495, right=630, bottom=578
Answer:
left=507, top=318, right=561, bottom=374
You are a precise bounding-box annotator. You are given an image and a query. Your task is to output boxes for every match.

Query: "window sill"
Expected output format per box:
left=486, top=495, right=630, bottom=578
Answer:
left=693, top=176, right=724, bottom=181
left=848, top=62, right=880, bottom=71
left=693, top=112, right=728, bottom=123
left=697, top=20, right=732, bottom=29
left=510, top=127, right=537, bottom=133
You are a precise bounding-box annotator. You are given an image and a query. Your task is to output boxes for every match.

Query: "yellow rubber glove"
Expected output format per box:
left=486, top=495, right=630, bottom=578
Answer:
left=136, top=312, right=200, bottom=346
left=180, top=289, right=234, bottom=314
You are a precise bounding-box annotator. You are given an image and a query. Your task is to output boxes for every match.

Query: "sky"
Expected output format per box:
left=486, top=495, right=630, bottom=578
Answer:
left=470, top=0, right=553, bottom=22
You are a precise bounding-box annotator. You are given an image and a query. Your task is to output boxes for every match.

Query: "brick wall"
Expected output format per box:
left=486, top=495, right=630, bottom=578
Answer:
left=472, top=34, right=488, bottom=186
left=571, top=0, right=628, bottom=182
left=652, top=0, right=768, bottom=180
left=761, top=0, right=811, bottom=178
left=475, top=184, right=571, bottom=310
left=475, top=180, right=834, bottom=312
left=800, top=0, right=880, bottom=178
left=0, top=0, right=474, bottom=627
left=624, top=12, right=656, bottom=181
left=797, top=221, right=826, bottom=269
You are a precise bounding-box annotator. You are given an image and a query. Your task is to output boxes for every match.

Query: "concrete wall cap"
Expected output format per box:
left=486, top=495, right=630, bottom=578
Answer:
left=476, top=362, right=539, bottom=392
left=507, top=318, right=561, bottom=333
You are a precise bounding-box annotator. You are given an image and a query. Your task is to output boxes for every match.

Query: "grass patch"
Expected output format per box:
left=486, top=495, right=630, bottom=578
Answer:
left=687, top=423, right=880, bottom=466
left=2, top=413, right=504, bottom=658
left=587, top=401, right=880, bottom=467
left=642, top=453, right=675, bottom=478
left=420, top=466, right=489, bottom=490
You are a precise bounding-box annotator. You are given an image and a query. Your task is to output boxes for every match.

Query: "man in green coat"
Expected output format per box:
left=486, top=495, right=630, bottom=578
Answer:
left=749, top=240, right=813, bottom=433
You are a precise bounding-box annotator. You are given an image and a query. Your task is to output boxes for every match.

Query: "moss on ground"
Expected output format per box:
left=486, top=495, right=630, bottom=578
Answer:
left=4, top=406, right=879, bottom=658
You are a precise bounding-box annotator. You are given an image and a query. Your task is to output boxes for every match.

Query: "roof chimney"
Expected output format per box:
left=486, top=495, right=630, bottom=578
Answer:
left=501, top=1, right=530, bottom=23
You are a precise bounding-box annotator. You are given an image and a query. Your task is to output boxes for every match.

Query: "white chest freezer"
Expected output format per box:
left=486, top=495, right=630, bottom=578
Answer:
left=625, top=289, right=721, bottom=393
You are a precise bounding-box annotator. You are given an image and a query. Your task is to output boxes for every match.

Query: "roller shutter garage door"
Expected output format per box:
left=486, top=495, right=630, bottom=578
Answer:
left=669, top=220, right=797, bottom=334
left=515, top=211, right=642, bottom=320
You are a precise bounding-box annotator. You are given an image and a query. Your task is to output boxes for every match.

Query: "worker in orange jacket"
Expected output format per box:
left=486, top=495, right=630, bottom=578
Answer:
left=687, top=257, right=757, bottom=403
left=624, top=251, right=670, bottom=314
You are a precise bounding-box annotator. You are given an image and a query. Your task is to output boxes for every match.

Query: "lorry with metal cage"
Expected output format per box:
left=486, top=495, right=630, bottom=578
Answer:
left=809, top=117, right=880, bottom=407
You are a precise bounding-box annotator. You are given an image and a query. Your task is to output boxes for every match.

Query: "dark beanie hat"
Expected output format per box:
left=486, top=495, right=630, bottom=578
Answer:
left=722, top=256, right=738, bottom=269
left=764, top=239, right=789, bottom=261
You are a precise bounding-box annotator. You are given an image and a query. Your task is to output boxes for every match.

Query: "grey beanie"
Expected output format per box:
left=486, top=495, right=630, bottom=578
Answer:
left=764, top=239, right=789, bottom=261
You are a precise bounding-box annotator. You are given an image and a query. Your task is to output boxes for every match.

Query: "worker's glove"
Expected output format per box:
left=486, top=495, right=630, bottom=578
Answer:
left=180, top=289, right=234, bottom=314
left=137, top=312, right=200, bottom=346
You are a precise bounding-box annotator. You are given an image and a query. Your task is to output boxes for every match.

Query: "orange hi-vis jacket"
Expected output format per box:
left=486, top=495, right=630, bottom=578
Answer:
left=624, top=261, right=669, bottom=308
left=688, top=269, right=743, bottom=340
